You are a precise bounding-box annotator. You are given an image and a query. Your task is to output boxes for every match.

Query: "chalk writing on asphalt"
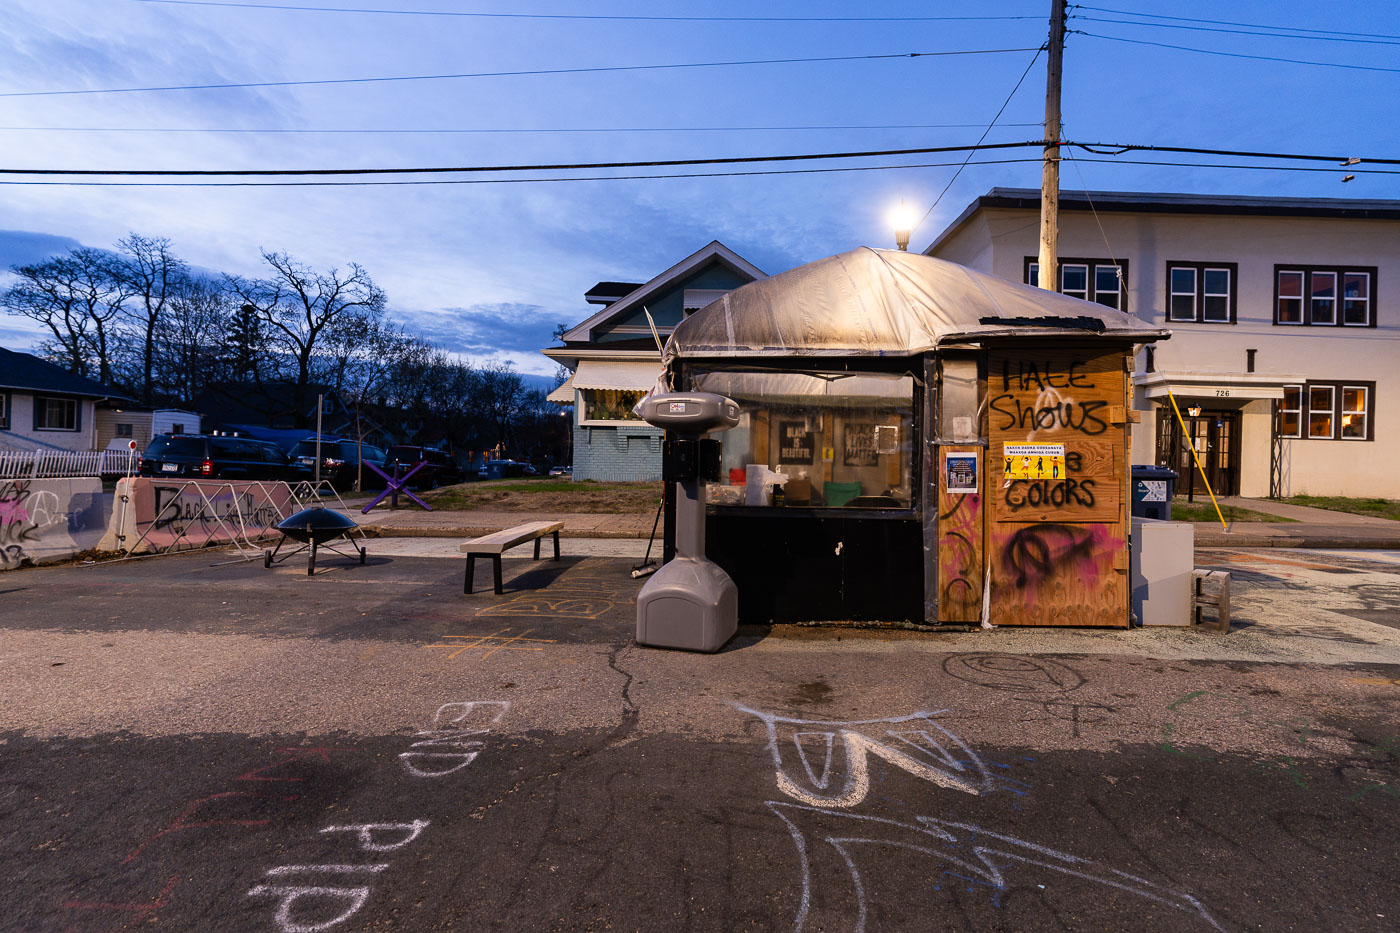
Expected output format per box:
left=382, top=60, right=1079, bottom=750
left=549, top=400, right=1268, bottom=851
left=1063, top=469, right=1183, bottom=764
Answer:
left=736, top=704, right=1222, bottom=932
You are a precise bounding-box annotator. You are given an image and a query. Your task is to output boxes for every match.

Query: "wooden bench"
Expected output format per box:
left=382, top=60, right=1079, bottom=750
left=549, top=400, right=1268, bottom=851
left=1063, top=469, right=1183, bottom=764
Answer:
left=461, top=521, right=563, bottom=595
left=1192, top=569, right=1231, bottom=633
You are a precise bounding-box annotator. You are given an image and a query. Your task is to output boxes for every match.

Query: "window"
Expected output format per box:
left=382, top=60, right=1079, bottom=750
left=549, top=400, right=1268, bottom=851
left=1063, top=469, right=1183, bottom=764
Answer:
left=1281, top=380, right=1375, bottom=441
left=1165, top=261, right=1237, bottom=323
left=580, top=388, right=645, bottom=423
left=1308, top=385, right=1334, bottom=438
left=1278, top=385, right=1302, bottom=438
left=0, top=392, right=8, bottom=430
left=687, top=368, right=916, bottom=509
left=115, top=423, right=134, bottom=437
left=1024, top=257, right=1127, bottom=310
left=1341, top=386, right=1369, bottom=439
left=1274, top=266, right=1376, bottom=327
left=34, top=396, right=78, bottom=431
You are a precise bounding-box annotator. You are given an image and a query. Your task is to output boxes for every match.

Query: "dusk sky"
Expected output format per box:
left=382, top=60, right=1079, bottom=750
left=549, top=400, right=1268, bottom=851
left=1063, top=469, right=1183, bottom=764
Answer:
left=3, top=0, right=1396, bottom=375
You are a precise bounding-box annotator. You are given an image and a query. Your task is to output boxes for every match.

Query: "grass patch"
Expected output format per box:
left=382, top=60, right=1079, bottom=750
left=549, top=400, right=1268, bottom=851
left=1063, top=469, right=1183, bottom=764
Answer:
left=1281, top=495, right=1400, bottom=521
left=1169, top=498, right=1295, bottom=523
left=420, top=479, right=662, bottom=514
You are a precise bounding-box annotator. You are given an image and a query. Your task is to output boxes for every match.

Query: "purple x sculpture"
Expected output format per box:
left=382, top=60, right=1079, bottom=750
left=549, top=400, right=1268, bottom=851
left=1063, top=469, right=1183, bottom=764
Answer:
left=361, top=461, right=434, bottom=513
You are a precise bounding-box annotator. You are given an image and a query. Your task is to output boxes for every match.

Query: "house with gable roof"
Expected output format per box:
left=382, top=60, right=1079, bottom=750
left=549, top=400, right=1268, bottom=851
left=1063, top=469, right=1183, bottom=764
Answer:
left=542, top=241, right=766, bottom=482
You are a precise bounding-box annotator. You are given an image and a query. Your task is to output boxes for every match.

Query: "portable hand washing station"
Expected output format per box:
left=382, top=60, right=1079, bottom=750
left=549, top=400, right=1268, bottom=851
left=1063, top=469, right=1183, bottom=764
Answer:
left=634, top=392, right=741, bottom=652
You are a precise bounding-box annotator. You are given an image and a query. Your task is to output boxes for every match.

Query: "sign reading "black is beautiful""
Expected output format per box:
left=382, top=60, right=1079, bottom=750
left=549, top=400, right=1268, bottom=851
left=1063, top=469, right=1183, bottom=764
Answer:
left=778, top=420, right=815, bottom=464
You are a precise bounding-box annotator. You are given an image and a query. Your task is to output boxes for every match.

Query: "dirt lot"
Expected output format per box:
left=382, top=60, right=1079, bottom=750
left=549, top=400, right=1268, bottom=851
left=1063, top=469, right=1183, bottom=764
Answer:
left=420, top=479, right=661, bottom=513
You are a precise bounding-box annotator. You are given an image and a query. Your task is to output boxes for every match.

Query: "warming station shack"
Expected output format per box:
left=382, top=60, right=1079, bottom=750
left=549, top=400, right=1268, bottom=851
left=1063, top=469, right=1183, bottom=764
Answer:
left=658, top=247, right=1169, bottom=627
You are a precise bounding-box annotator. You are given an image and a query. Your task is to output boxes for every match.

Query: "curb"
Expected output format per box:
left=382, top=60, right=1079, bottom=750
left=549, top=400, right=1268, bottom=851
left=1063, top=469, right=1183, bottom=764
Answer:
left=359, top=524, right=652, bottom=540
left=1195, top=534, right=1400, bottom=549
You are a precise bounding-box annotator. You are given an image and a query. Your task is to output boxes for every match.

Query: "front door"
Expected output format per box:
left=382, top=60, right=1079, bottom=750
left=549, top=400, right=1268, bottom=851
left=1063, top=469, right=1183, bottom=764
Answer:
left=1156, top=408, right=1240, bottom=496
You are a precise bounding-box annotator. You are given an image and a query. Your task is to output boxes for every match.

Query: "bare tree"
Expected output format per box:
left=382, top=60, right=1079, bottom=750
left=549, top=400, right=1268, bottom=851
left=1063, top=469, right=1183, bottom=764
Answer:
left=1, top=248, right=127, bottom=381
left=115, top=234, right=186, bottom=405
left=2, top=259, right=92, bottom=375
left=226, top=251, right=386, bottom=428
left=475, top=361, right=527, bottom=447
left=156, top=276, right=231, bottom=406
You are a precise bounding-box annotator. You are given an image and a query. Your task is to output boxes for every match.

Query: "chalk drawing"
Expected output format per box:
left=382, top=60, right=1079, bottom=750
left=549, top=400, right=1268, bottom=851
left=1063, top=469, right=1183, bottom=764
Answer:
left=738, top=704, right=1220, bottom=931
left=765, top=802, right=1223, bottom=933
left=246, top=885, right=373, bottom=933
left=265, top=864, right=390, bottom=875
left=319, top=820, right=431, bottom=852
left=399, top=700, right=509, bottom=777
left=736, top=705, right=993, bottom=808
left=423, top=629, right=557, bottom=660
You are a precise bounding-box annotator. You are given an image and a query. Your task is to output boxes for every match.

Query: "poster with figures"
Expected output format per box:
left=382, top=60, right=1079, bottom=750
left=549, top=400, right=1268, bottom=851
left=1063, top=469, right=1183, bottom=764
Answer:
left=1002, top=443, right=1066, bottom=480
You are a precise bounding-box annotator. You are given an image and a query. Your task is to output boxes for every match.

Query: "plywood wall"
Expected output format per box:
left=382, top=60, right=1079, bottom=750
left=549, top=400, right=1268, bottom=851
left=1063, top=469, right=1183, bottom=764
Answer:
left=985, top=349, right=1131, bottom=627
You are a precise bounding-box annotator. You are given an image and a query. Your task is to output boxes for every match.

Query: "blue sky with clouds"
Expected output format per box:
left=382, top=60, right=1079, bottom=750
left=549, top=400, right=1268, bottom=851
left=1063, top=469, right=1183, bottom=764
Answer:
left=2, top=0, right=1396, bottom=373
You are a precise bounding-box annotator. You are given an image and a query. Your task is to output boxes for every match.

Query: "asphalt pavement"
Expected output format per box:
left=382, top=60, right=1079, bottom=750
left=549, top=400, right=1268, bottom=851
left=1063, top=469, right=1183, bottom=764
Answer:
left=1, top=542, right=1398, bottom=931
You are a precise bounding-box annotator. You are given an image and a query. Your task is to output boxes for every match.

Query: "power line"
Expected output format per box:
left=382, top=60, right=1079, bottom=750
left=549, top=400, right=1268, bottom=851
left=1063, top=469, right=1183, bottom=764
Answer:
left=132, top=0, right=1041, bottom=23
left=0, top=156, right=1392, bottom=188
left=1073, top=15, right=1400, bottom=46
left=1073, top=5, right=1400, bottom=42
left=4, top=140, right=1397, bottom=179
left=0, top=140, right=1050, bottom=176
left=914, top=46, right=1046, bottom=234
left=1073, top=31, right=1400, bottom=74
left=0, top=48, right=1043, bottom=98
left=0, top=122, right=1044, bottom=135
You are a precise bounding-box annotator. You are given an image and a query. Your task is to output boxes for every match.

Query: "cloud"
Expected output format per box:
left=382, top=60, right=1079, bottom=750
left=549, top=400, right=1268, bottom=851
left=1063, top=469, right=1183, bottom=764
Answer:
left=397, top=302, right=567, bottom=373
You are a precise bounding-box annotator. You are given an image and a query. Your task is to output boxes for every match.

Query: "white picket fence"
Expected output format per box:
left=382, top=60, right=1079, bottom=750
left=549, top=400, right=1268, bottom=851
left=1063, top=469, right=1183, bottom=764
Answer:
left=0, top=449, right=137, bottom=479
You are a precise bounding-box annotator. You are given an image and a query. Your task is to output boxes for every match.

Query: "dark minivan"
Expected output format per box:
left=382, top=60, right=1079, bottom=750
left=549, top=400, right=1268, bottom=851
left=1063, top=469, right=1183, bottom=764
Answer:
left=139, top=434, right=308, bottom=482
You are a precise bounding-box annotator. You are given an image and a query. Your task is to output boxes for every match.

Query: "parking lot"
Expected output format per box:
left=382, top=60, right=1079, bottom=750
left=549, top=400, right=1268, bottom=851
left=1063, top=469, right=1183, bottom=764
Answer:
left=2, top=542, right=1398, bottom=931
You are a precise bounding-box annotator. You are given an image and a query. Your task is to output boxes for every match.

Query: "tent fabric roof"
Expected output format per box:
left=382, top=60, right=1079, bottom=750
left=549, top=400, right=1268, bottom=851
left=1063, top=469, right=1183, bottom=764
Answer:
left=664, top=247, right=1169, bottom=361
left=571, top=360, right=665, bottom=391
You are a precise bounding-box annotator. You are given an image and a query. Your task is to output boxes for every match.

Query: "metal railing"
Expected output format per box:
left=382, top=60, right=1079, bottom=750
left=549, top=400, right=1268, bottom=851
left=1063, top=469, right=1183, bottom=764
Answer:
left=0, top=449, right=137, bottom=479
left=103, top=477, right=363, bottom=562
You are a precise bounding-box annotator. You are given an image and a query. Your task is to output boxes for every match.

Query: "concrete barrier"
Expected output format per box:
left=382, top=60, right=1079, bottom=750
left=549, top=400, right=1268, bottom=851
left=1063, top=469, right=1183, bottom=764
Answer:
left=0, top=477, right=111, bottom=569
left=100, top=478, right=293, bottom=555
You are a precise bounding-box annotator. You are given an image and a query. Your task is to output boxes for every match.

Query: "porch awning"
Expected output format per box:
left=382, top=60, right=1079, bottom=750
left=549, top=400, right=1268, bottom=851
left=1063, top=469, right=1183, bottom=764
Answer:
left=546, top=375, right=575, bottom=404
left=1135, top=370, right=1304, bottom=402
left=571, top=359, right=666, bottom=392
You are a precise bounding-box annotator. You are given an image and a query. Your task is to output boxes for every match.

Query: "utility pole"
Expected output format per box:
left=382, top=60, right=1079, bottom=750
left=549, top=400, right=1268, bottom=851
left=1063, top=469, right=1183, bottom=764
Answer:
left=1038, top=0, right=1067, bottom=293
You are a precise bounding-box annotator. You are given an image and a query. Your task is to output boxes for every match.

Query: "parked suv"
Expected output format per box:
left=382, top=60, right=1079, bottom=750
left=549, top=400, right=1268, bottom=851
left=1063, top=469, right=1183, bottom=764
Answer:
left=385, top=446, right=465, bottom=488
left=139, top=434, right=307, bottom=482
left=292, top=437, right=389, bottom=491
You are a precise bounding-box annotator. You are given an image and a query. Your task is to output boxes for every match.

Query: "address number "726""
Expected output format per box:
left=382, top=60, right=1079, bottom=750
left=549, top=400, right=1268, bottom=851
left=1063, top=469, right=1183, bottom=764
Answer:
left=1214, top=389, right=1231, bottom=397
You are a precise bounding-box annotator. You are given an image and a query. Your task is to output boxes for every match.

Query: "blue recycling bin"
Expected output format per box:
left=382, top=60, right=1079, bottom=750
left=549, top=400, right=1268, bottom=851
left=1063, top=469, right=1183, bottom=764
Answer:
left=1131, top=465, right=1178, bottom=521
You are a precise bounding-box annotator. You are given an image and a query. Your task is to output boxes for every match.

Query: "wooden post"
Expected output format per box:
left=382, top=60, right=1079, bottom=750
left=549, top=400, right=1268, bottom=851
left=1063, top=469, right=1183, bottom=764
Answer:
left=1037, top=0, right=1066, bottom=293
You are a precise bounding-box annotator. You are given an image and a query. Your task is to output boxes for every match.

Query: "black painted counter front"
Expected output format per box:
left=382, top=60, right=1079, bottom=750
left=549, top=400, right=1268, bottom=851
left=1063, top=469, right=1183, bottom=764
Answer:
left=704, top=507, right=924, bottom=624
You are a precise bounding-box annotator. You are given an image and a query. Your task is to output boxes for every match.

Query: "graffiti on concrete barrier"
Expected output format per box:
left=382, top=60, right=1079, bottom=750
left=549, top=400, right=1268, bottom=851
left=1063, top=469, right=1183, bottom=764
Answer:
left=737, top=704, right=1221, bottom=932
left=151, top=484, right=283, bottom=535
left=0, top=478, right=107, bottom=569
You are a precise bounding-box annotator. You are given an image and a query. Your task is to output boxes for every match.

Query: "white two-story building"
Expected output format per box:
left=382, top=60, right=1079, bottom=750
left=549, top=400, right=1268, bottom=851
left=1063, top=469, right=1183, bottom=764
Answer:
left=926, top=189, right=1399, bottom=499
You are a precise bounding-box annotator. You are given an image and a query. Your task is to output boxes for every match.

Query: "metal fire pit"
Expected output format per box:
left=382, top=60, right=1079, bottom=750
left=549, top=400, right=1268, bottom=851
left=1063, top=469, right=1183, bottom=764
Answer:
left=264, top=507, right=367, bottom=575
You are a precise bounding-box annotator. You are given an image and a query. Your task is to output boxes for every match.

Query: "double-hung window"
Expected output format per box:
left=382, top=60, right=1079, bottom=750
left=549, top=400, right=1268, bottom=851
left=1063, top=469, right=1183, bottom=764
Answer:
left=0, top=391, right=8, bottom=430
left=1275, top=266, right=1376, bottom=326
left=1025, top=257, right=1127, bottom=310
left=1278, top=381, right=1374, bottom=441
left=1165, top=261, right=1236, bottom=323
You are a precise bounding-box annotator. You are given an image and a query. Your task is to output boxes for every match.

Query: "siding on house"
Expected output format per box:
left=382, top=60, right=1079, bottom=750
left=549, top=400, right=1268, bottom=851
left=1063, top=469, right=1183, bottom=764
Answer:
left=571, top=424, right=663, bottom=482
left=926, top=190, right=1400, bottom=498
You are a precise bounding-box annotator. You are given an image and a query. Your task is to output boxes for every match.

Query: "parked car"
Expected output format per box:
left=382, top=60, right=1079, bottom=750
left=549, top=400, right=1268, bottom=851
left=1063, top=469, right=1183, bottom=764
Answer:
left=548, top=465, right=572, bottom=477
left=384, top=445, right=466, bottom=488
left=291, top=437, right=389, bottom=491
left=139, top=434, right=308, bottom=482
left=478, top=459, right=528, bottom=480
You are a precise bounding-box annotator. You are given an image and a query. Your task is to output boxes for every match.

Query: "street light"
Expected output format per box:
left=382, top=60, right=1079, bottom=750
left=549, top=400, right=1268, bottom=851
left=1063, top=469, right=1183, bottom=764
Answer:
left=887, top=198, right=918, bottom=251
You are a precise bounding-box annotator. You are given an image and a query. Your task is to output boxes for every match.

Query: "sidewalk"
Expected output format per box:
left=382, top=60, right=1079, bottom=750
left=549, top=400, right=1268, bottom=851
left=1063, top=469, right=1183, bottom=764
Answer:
left=1185, top=495, right=1400, bottom=547
left=351, top=506, right=657, bottom=539
left=340, top=500, right=1400, bottom=549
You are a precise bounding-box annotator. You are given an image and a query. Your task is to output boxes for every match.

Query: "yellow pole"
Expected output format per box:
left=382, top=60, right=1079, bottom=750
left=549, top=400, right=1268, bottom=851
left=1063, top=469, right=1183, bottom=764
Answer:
left=1166, top=390, right=1228, bottom=531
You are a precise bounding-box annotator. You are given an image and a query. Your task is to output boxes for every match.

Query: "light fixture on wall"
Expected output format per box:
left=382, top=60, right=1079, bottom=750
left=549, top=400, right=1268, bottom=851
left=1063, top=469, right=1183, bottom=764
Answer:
left=888, top=198, right=917, bottom=251
left=1187, top=406, right=1202, bottom=417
